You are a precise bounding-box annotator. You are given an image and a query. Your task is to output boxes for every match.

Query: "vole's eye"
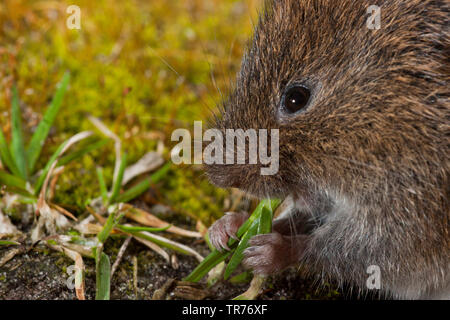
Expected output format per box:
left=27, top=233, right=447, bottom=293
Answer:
left=282, top=85, right=311, bottom=114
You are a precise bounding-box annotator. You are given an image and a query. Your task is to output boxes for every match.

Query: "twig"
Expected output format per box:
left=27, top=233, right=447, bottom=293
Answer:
left=133, top=255, right=138, bottom=299
left=111, top=236, right=132, bottom=277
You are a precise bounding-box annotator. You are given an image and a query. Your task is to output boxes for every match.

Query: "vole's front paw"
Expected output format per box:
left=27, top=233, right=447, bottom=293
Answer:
left=208, top=211, right=249, bottom=251
left=242, top=233, right=307, bottom=276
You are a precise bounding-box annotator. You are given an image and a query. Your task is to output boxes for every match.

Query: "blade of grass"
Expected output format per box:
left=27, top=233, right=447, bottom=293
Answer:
left=58, top=138, right=108, bottom=167
left=27, top=72, right=70, bottom=173
left=225, top=206, right=273, bottom=280
left=124, top=229, right=203, bottom=261
left=184, top=199, right=281, bottom=282
left=33, top=140, right=69, bottom=195
left=2, top=186, right=35, bottom=200
left=257, top=206, right=273, bottom=234
left=114, top=162, right=170, bottom=204
left=229, top=271, right=252, bottom=284
left=0, top=240, right=20, bottom=246
left=96, top=167, right=108, bottom=205
left=224, top=219, right=259, bottom=280
left=0, top=129, right=21, bottom=177
left=122, top=204, right=201, bottom=238
left=34, top=132, right=93, bottom=240
left=114, top=179, right=150, bottom=204
left=184, top=250, right=231, bottom=282
left=227, top=199, right=280, bottom=248
left=109, top=153, right=127, bottom=204
left=117, top=224, right=171, bottom=233
left=34, top=131, right=93, bottom=195
left=0, top=170, right=27, bottom=190
left=10, top=85, right=27, bottom=179
left=98, top=211, right=123, bottom=244
left=94, top=210, right=122, bottom=301
left=95, top=251, right=110, bottom=300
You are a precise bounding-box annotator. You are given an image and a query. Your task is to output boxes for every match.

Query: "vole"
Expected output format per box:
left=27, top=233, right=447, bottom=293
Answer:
left=205, top=0, right=449, bottom=299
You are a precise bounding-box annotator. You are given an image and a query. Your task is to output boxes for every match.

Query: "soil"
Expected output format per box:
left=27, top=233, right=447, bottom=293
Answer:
left=0, top=235, right=346, bottom=300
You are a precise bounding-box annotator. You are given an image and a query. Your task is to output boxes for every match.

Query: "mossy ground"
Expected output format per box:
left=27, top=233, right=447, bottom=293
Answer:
left=1, top=0, right=256, bottom=222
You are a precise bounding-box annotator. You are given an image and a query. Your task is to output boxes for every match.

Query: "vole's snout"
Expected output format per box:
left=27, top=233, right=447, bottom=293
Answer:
left=202, top=121, right=282, bottom=197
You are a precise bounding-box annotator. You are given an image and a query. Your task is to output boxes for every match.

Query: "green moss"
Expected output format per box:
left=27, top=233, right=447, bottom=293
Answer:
left=162, top=166, right=228, bottom=224
left=0, top=0, right=256, bottom=222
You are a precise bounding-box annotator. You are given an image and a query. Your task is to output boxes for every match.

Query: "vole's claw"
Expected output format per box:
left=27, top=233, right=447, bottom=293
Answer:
left=242, top=233, right=285, bottom=275
left=208, top=211, right=249, bottom=252
left=243, top=233, right=308, bottom=276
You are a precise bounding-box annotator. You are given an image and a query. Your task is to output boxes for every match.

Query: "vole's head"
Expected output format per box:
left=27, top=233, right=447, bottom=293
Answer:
left=205, top=0, right=447, bottom=203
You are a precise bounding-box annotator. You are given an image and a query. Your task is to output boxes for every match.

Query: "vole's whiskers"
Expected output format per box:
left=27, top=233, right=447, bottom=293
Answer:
left=149, top=47, right=181, bottom=78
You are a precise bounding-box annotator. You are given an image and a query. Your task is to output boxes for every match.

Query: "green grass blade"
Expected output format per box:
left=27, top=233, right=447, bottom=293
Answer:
left=2, top=186, right=35, bottom=199
left=10, top=85, right=27, bottom=179
left=128, top=229, right=200, bottom=257
left=0, top=129, right=21, bottom=177
left=228, top=198, right=280, bottom=247
left=95, top=252, right=111, bottom=300
left=0, top=240, right=21, bottom=246
left=109, top=153, right=127, bottom=204
left=114, top=162, right=170, bottom=204
left=94, top=209, right=122, bottom=300
left=33, top=140, right=69, bottom=195
left=224, top=201, right=276, bottom=279
left=96, top=167, right=108, bottom=205
left=117, top=224, right=171, bottom=233
left=98, top=211, right=123, bottom=244
left=183, top=250, right=231, bottom=282
left=27, top=72, right=70, bottom=174
left=33, top=132, right=95, bottom=195
left=58, top=138, right=108, bottom=167
left=114, top=179, right=149, bottom=204
left=148, top=162, right=171, bottom=183
left=229, top=271, right=252, bottom=284
left=257, top=206, right=273, bottom=234
left=224, top=220, right=259, bottom=280
left=184, top=198, right=281, bottom=283
left=0, top=170, right=27, bottom=190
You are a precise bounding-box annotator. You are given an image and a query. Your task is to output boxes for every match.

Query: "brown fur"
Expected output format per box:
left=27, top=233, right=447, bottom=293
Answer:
left=205, top=0, right=449, bottom=299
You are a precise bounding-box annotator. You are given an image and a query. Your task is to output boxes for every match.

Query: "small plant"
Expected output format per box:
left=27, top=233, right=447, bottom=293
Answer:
left=0, top=240, right=20, bottom=246
left=48, top=117, right=203, bottom=300
left=0, top=73, right=105, bottom=207
left=91, top=153, right=171, bottom=300
left=95, top=155, right=171, bottom=208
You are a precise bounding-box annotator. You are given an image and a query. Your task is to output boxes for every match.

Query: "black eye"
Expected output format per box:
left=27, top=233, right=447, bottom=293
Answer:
left=282, top=85, right=311, bottom=114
